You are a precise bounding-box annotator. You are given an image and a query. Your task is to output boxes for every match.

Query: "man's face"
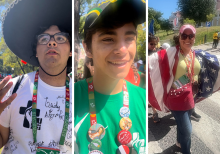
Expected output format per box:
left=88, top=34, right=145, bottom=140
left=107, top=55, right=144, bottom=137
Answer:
left=36, top=25, right=71, bottom=69
left=85, top=23, right=137, bottom=79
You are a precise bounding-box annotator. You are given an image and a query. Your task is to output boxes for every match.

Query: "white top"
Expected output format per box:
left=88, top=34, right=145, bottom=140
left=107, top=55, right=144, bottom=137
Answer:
left=0, top=71, right=72, bottom=154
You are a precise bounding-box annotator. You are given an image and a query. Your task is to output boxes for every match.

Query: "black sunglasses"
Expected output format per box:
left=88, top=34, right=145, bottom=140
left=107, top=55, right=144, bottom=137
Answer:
left=37, top=32, right=70, bottom=45
left=181, top=33, right=195, bottom=40
left=150, top=43, right=157, bottom=46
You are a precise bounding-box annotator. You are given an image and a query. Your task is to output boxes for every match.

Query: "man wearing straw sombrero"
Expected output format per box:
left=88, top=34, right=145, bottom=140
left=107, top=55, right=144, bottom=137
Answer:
left=0, top=0, right=72, bottom=153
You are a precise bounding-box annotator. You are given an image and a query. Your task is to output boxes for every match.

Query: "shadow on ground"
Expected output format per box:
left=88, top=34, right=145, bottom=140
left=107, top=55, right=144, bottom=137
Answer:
left=148, top=111, right=176, bottom=142
left=154, top=144, right=182, bottom=154
left=210, top=48, right=220, bottom=52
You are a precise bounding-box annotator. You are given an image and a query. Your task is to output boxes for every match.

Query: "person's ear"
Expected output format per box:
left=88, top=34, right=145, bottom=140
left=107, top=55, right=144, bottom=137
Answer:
left=82, top=40, right=93, bottom=58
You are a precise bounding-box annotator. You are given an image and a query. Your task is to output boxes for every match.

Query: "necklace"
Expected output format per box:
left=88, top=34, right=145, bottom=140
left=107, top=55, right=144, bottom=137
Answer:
left=32, top=70, right=70, bottom=151
left=87, top=77, right=132, bottom=154
left=39, top=65, right=67, bottom=76
left=180, top=49, right=194, bottom=82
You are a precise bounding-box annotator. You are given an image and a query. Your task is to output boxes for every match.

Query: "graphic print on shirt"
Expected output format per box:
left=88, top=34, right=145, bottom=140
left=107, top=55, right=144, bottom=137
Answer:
left=130, top=132, right=146, bottom=154
left=48, top=140, right=59, bottom=148
left=44, top=96, right=65, bottom=121
left=28, top=140, right=44, bottom=153
left=2, top=129, right=20, bottom=153
left=19, top=100, right=42, bottom=129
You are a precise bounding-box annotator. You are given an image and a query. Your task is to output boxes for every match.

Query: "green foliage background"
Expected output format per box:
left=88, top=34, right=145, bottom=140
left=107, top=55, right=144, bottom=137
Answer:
left=0, top=0, right=37, bottom=76
left=178, top=0, right=216, bottom=25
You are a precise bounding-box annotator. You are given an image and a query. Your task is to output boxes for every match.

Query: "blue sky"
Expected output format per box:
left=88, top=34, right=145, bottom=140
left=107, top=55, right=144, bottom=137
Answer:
left=148, top=0, right=179, bottom=19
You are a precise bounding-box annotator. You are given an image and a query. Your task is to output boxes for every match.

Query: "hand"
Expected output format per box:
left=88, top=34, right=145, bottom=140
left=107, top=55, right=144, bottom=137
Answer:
left=0, top=76, right=17, bottom=115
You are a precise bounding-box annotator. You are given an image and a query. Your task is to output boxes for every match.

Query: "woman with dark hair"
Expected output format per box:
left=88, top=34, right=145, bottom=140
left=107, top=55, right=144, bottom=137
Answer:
left=173, top=30, right=201, bottom=122
left=149, top=24, right=201, bottom=154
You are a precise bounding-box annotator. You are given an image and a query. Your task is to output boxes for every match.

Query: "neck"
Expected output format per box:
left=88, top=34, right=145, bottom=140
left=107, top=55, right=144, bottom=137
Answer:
left=92, top=71, right=124, bottom=95
left=181, top=47, right=191, bottom=56
left=39, top=67, right=67, bottom=87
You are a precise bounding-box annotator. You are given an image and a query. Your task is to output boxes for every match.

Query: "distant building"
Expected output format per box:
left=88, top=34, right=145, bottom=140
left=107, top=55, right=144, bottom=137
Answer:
left=169, top=11, right=182, bottom=30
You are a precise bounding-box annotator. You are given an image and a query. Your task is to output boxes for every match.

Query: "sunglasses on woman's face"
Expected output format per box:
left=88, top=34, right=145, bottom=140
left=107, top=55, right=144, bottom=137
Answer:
left=181, top=33, right=195, bottom=40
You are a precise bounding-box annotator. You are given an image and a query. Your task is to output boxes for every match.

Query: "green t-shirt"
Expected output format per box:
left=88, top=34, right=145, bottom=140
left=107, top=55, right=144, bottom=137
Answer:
left=74, top=79, right=146, bottom=154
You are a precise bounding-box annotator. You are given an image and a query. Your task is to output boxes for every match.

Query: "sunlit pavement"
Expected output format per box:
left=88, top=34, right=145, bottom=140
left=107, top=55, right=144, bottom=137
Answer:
left=148, top=43, right=220, bottom=154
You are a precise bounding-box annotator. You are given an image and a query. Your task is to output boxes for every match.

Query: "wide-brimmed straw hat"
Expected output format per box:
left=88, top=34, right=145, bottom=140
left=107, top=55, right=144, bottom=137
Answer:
left=84, top=0, right=146, bottom=38
left=2, top=0, right=72, bottom=67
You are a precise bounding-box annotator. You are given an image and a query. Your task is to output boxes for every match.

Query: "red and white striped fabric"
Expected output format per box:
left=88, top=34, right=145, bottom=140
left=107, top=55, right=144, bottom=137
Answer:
left=148, top=47, right=179, bottom=112
left=149, top=47, right=220, bottom=112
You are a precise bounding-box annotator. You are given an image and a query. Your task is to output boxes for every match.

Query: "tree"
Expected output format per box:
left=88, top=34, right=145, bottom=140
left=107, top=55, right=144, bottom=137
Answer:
left=75, top=0, right=104, bottom=78
left=0, top=38, right=36, bottom=75
left=161, top=19, right=172, bottom=35
left=0, top=0, right=40, bottom=75
left=137, top=23, right=146, bottom=60
left=148, top=7, right=163, bottom=34
left=183, top=18, right=196, bottom=27
left=178, top=0, right=216, bottom=25
left=206, top=13, right=215, bottom=22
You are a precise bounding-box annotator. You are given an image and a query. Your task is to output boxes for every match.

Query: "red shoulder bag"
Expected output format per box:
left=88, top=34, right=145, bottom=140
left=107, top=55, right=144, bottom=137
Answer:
left=165, top=47, right=195, bottom=111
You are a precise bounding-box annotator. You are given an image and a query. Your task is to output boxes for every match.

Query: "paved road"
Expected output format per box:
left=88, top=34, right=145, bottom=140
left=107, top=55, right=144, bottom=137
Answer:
left=148, top=43, right=220, bottom=154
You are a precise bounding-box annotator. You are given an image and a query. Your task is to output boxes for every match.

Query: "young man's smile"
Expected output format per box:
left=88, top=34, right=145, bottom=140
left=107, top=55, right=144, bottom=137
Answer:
left=108, top=60, right=128, bottom=68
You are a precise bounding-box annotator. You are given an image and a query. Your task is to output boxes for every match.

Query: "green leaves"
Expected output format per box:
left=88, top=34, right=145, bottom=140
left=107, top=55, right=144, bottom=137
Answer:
left=206, top=13, right=215, bottom=22
left=160, top=19, right=172, bottom=35
left=183, top=18, right=196, bottom=27
left=178, top=0, right=216, bottom=24
left=0, top=37, right=36, bottom=75
left=137, top=23, right=146, bottom=60
left=148, top=7, right=163, bottom=34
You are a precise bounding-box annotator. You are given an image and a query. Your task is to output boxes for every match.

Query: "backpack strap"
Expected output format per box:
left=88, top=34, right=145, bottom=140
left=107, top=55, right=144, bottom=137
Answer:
left=12, top=74, right=24, bottom=94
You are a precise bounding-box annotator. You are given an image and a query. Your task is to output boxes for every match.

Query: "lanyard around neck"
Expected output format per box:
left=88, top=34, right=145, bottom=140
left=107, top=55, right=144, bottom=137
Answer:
left=87, top=77, right=129, bottom=126
left=180, top=49, right=195, bottom=82
left=32, top=70, right=70, bottom=145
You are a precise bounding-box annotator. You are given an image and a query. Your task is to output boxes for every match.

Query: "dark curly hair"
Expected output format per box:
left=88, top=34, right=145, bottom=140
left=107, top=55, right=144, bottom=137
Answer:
left=173, top=34, right=180, bottom=46
left=148, top=33, right=157, bottom=42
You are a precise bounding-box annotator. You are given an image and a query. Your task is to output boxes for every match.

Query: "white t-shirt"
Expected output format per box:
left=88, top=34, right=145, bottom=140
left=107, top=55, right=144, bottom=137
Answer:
left=0, top=71, right=72, bottom=154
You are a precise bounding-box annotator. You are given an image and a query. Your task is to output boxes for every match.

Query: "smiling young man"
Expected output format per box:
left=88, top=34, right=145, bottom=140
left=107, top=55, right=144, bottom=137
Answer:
left=0, top=0, right=72, bottom=153
left=74, top=0, right=146, bottom=154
